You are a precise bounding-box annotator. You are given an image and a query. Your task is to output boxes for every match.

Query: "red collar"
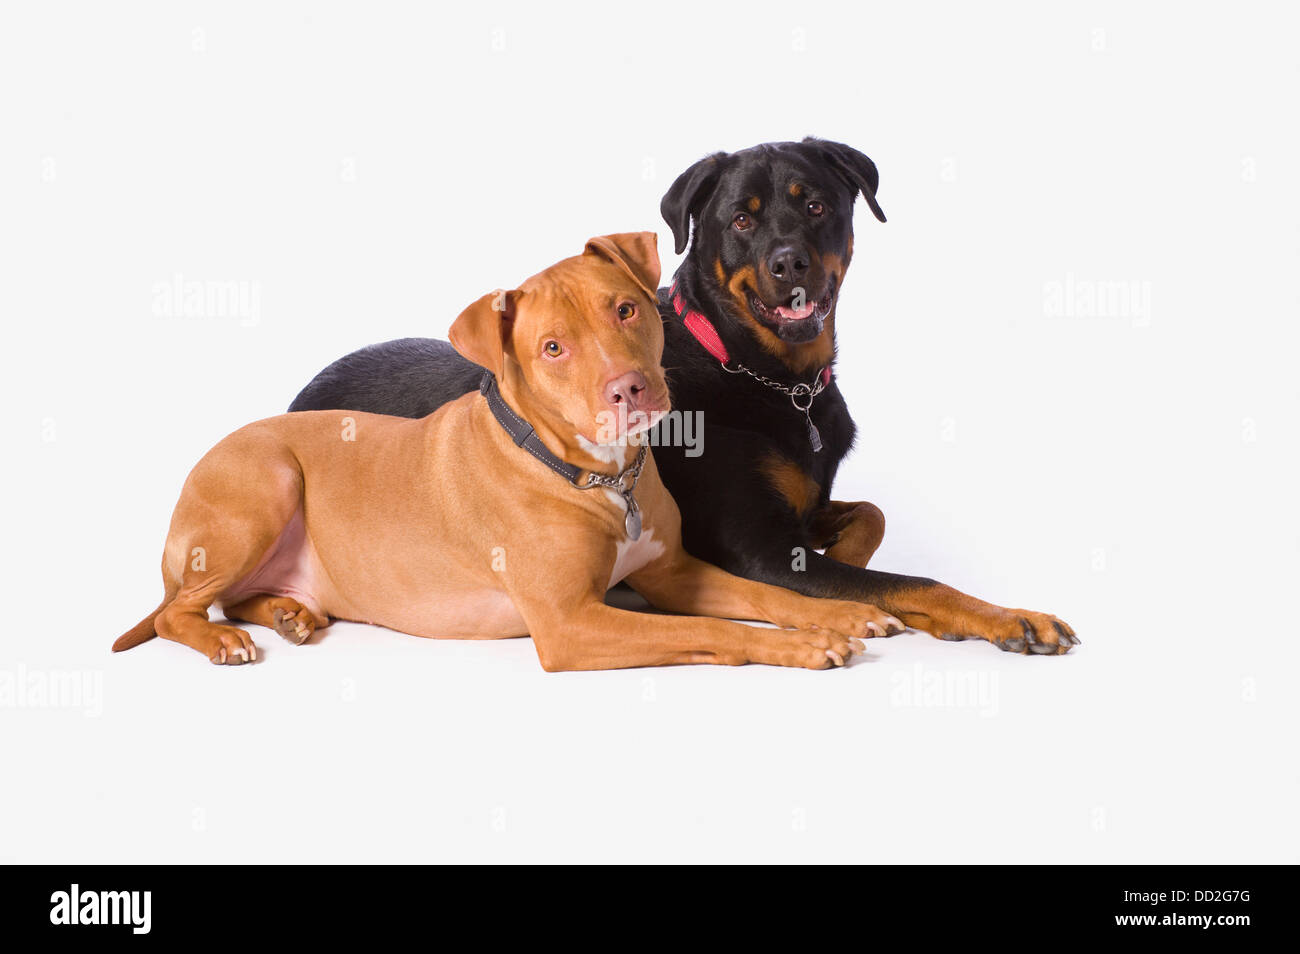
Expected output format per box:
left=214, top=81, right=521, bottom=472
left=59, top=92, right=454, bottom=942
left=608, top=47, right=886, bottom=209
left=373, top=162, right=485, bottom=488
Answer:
left=669, top=279, right=832, bottom=388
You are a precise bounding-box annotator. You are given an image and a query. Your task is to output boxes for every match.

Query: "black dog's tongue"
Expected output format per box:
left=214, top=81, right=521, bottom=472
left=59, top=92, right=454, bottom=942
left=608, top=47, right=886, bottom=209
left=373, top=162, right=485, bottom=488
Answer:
left=774, top=299, right=818, bottom=321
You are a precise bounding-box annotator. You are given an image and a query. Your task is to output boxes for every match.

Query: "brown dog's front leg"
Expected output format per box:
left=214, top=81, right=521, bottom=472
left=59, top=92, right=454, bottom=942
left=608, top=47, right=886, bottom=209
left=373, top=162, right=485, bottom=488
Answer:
left=626, top=550, right=905, bottom=645
left=526, top=601, right=863, bottom=672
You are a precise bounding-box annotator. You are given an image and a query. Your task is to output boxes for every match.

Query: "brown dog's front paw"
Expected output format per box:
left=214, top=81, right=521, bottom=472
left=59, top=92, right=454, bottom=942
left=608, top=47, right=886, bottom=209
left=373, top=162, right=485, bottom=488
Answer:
left=814, top=601, right=906, bottom=641
left=747, top=628, right=864, bottom=669
left=985, top=611, right=1078, bottom=656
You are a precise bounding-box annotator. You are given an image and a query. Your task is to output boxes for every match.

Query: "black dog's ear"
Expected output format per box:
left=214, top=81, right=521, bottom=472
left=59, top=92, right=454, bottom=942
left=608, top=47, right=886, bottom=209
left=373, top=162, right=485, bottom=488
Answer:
left=803, top=137, right=887, bottom=224
left=660, top=152, right=727, bottom=255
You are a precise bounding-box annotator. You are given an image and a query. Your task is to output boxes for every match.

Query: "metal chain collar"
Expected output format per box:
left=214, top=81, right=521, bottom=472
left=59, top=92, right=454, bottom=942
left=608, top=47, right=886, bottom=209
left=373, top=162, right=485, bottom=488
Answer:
left=574, top=442, right=647, bottom=495
left=667, top=278, right=830, bottom=452
left=721, top=361, right=828, bottom=412
left=574, top=442, right=648, bottom=539
left=722, top=362, right=830, bottom=452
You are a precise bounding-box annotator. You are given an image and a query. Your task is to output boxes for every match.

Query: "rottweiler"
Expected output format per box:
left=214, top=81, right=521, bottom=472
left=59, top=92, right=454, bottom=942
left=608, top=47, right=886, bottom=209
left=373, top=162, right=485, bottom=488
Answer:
left=289, top=137, right=1076, bottom=655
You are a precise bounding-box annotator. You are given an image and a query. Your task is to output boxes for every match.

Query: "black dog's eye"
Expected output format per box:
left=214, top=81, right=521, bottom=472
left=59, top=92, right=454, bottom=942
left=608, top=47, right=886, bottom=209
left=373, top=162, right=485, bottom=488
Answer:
left=617, top=302, right=636, bottom=321
left=806, top=200, right=825, bottom=217
left=732, top=212, right=753, bottom=231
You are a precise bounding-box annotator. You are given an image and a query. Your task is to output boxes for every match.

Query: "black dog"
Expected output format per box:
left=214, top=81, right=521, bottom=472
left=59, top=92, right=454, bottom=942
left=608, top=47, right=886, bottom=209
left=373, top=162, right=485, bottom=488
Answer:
left=290, top=138, right=1076, bottom=654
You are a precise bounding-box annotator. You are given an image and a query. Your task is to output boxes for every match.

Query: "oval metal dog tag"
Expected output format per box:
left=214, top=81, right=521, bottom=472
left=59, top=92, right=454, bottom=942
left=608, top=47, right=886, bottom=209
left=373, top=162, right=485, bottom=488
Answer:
left=624, top=495, right=642, bottom=541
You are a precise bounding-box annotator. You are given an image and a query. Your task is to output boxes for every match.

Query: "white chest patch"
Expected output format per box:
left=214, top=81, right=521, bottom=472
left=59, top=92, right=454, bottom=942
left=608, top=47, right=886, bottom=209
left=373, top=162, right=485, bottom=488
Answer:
left=578, top=432, right=643, bottom=535
left=576, top=434, right=630, bottom=470
left=607, top=529, right=665, bottom=589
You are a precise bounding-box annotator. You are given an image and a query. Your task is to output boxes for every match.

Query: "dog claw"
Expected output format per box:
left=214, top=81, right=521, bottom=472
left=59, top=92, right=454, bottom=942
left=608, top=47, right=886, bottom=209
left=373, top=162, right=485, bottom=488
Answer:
left=273, top=606, right=314, bottom=645
left=996, top=616, right=1078, bottom=654
left=1053, top=620, right=1079, bottom=645
left=933, top=610, right=1074, bottom=656
left=849, top=638, right=866, bottom=655
left=825, top=649, right=845, bottom=667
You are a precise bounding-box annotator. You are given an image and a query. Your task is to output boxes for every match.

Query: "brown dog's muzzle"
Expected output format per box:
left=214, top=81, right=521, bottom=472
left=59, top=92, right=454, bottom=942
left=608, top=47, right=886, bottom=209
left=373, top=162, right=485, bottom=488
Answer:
left=604, top=371, right=650, bottom=413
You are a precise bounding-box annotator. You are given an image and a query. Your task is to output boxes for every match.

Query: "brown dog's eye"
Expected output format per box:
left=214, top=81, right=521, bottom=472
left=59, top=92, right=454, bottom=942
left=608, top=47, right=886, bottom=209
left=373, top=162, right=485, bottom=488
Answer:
left=543, top=340, right=563, bottom=357
left=806, top=200, right=825, bottom=217
left=732, top=212, right=752, bottom=231
left=617, top=302, right=636, bottom=321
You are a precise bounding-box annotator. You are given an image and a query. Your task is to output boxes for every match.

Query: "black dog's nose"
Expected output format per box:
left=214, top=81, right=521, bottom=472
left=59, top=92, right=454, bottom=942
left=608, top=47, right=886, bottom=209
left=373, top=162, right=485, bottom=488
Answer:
left=767, top=246, right=809, bottom=283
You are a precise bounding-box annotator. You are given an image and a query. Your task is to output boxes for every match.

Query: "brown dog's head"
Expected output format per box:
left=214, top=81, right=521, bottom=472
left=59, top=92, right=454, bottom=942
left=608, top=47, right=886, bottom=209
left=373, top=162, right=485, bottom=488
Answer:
left=449, top=232, right=670, bottom=449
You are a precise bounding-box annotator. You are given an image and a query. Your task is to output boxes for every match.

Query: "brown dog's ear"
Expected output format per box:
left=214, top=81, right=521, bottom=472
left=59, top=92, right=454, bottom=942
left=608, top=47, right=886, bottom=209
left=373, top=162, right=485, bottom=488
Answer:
left=448, top=288, right=521, bottom=378
left=583, top=232, right=661, bottom=302
left=803, top=137, right=887, bottom=224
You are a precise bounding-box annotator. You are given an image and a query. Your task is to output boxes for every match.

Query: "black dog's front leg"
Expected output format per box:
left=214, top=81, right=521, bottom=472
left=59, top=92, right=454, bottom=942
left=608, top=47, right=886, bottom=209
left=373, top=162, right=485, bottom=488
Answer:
left=715, top=539, right=1078, bottom=657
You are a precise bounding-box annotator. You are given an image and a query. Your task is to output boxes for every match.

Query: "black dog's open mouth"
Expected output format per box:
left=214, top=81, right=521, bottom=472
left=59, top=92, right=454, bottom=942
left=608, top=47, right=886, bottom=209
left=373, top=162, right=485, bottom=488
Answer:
left=748, top=277, right=837, bottom=341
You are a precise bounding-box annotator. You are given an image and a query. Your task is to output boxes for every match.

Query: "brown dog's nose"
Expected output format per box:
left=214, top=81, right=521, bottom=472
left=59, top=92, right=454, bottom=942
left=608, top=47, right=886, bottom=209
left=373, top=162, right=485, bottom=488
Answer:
left=604, top=371, right=648, bottom=411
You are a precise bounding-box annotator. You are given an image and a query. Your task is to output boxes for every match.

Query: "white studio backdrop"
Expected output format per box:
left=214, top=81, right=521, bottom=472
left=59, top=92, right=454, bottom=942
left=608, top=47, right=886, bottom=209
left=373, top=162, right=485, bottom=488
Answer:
left=1, top=1, right=1296, bottom=863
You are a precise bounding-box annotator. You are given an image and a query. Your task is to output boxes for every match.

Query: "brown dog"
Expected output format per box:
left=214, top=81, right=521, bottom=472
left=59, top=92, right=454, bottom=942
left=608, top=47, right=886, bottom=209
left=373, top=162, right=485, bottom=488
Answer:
left=113, top=233, right=907, bottom=670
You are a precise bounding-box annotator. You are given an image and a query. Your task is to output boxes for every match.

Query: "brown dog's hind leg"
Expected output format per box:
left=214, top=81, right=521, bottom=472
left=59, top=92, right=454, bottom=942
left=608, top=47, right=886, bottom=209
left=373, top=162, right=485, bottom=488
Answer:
left=223, top=595, right=317, bottom=645
left=156, top=603, right=259, bottom=665
left=154, top=438, right=307, bottom=665
left=810, top=500, right=886, bottom=567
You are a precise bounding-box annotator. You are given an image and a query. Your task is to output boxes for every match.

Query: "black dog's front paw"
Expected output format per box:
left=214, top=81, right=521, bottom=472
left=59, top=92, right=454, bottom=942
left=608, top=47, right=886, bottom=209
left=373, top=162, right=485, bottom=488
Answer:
left=992, top=614, right=1079, bottom=655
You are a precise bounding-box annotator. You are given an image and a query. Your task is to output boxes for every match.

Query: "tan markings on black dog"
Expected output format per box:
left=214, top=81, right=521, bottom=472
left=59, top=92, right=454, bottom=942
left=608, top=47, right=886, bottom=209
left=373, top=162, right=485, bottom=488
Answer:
left=723, top=261, right=835, bottom=376
left=788, top=182, right=802, bottom=197
left=760, top=452, right=820, bottom=515
left=873, top=582, right=1078, bottom=655
left=821, top=251, right=846, bottom=284
left=796, top=314, right=835, bottom=374
left=808, top=500, right=885, bottom=567
left=747, top=196, right=761, bottom=213
left=724, top=262, right=759, bottom=316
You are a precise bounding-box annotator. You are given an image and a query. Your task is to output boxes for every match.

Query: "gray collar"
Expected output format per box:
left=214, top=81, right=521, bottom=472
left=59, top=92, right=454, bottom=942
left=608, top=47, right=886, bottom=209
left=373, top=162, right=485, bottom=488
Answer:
left=479, top=371, right=647, bottom=540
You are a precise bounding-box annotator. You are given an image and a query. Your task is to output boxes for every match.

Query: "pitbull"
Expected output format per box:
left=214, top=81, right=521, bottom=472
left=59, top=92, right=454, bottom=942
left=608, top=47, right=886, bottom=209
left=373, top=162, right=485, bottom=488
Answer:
left=113, top=233, right=905, bottom=669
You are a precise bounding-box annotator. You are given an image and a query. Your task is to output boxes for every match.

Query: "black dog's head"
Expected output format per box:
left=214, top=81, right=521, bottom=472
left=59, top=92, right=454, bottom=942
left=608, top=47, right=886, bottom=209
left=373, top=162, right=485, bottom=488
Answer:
left=662, top=138, right=885, bottom=367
